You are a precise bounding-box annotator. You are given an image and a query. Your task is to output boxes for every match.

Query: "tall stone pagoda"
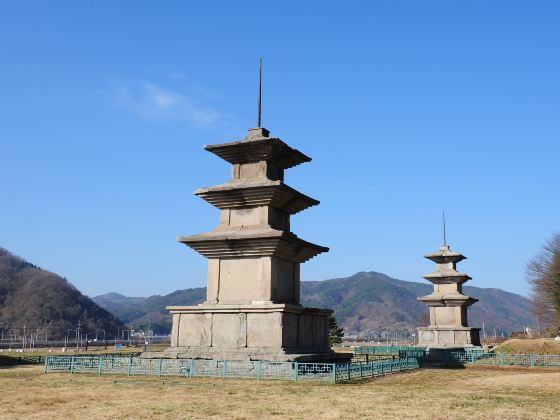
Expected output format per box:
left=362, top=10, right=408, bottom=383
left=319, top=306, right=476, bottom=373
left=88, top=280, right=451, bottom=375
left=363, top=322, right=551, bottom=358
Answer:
left=417, top=243, right=481, bottom=347
left=162, top=125, right=344, bottom=361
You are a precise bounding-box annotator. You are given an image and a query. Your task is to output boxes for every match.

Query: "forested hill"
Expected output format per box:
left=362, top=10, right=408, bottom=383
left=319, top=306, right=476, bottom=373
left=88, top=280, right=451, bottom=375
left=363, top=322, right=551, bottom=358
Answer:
left=300, top=272, right=532, bottom=335
left=0, top=247, right=124, bottom=339
left=94, top=272, right=532, bottom=336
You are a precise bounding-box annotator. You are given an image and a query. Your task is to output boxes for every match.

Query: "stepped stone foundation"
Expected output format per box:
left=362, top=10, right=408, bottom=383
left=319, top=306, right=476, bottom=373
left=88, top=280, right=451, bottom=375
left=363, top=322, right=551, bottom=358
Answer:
left=144, top=127, right=349, bottom=362
left=417, top=245, right=481, bottom=348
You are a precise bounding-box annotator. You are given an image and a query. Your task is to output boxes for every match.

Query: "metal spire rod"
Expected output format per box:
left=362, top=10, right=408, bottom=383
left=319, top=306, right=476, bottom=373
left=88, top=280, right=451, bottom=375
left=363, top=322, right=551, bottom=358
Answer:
left=443, top=211, right=447, bottom=246
left=257, top=57, right=262, bottom=128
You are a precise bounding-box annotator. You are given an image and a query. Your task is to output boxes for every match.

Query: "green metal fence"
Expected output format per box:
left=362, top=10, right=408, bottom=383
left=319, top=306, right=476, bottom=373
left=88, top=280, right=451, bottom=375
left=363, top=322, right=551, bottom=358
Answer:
left=0, top=355, right=44, bottom=366
left=44, top=355, right=423, bottom=383
left=353, top=345, right=425, bottom=356
left=445, top=352, right=560, bottom=368
left=334, top=356, right=422, bottom=382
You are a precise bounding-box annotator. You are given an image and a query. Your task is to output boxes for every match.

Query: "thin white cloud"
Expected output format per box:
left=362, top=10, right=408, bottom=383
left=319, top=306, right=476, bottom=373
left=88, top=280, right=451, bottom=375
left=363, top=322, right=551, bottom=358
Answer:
left=108, top=80, right=228, bottom=129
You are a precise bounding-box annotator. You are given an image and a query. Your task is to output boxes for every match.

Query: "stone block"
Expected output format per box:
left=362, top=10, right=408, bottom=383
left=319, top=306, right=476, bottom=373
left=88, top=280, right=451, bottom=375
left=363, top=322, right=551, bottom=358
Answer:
left=247, top=312, right=282, bottom=348
left=434, top=307, right=457, bottom=326
left=211, top=313, right=247, bottom=348
left=229, top=208, right=259, bottom=226
left=270, top=257, right=296, bottom=303
left=281, top=312, right=299, bottom=349
left=312, top=315, right=327, bottom=348
left=170, top=313, right=180, bottom=347
left=218, top=258, right=261, bottom=302
left=437, top=329, right=455, bottom=346
left=206, top=259, right=220, bottom=303
left=177, top=313, right=211, bottom=347
left=298, top=314, right=313, bottom=349
left=454, top=330, right=468, bottom=346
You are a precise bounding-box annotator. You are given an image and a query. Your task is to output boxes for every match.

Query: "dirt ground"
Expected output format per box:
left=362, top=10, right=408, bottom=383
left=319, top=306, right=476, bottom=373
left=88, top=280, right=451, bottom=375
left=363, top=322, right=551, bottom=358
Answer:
left=0, top=365, right=559, bottom=419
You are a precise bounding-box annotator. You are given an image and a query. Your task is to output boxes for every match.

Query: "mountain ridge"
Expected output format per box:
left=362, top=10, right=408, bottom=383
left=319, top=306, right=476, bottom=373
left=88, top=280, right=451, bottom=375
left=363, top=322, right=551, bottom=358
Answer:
left=0, top=247, right=124, bottom=339
left=93, top=271, right=532, bottom=336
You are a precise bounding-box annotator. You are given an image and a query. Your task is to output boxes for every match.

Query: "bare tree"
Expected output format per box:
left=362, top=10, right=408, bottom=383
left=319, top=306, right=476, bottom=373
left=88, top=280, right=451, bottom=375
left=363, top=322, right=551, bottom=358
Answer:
left=527, top=233, right=560, bottom=334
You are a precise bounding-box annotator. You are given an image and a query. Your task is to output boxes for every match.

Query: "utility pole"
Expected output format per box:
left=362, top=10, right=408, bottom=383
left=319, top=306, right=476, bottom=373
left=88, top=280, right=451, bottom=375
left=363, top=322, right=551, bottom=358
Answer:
left=482, top=322, right=486, bottom=339
left=22, top=324, right=26, bottom=351
left=76, top=320, right=81, bottom=351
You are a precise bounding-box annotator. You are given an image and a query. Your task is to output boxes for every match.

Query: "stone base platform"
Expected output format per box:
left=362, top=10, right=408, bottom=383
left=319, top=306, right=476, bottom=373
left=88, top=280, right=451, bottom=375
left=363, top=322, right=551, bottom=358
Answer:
left=418, top=326, right=481, bottom=348
left=141, top=348, right=350, bottom=363
left=142, top=303, right=351, bottom=363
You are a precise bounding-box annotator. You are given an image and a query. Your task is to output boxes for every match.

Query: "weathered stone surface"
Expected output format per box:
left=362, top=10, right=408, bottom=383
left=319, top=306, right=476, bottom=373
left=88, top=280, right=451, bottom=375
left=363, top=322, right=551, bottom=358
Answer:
left=418, top=245, right=480, bottom=347
left=212, top=313, right=247, bottom=348
left=177, top=313, right=211, bottom=347
left=162, top=303, right=339, bottom=361
left=148, top=126, right=345, bottom=363
left=247, top=312, right=282, bottom=348
left=418, top=326, right=480, bottom=347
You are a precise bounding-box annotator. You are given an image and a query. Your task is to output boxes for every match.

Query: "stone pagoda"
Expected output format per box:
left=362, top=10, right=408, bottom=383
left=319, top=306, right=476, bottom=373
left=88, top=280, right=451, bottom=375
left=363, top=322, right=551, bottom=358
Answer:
left=162, top=126, right=345, bottom=362
left=417, top=244, right=481, bottom=347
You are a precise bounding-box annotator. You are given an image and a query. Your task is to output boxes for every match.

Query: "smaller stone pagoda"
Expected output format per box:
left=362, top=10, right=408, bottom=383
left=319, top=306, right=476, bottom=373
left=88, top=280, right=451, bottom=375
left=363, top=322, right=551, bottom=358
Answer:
left=417, top=244, right=481, bottom=347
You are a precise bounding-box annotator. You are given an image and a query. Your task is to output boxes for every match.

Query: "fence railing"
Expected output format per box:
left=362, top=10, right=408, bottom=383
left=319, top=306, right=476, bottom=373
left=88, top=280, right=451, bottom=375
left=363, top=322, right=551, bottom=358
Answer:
left=445, top=352, right=560, bottom=368
left=0, top=355, right=45, bottom=366
left=353, top=346, right=426, bottom=356
left=334, top=356, right=422, bottom=382
left=43, top=355, right=423, bottom=383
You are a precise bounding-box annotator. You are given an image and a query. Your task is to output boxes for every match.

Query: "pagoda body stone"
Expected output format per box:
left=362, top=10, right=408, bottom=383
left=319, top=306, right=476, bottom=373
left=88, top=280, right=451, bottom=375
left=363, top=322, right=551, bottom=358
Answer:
left=417, top=245, right=481, bottom=347
left=160, top=127, right=345, bottom=362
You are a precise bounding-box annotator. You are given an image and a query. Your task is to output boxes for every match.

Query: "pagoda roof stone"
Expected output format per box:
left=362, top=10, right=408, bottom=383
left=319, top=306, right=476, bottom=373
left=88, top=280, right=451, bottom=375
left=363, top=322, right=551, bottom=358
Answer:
left=417, top=292, right=478, bottom=307
left=177, top=226, right=328, bottom=263
left=194, top=179, right=319, bottom=214
left=423, top=270, right=472, bottom=284
left=424, top=245, right=466, bottom=263
left=204, top=128, right=310, bottom=169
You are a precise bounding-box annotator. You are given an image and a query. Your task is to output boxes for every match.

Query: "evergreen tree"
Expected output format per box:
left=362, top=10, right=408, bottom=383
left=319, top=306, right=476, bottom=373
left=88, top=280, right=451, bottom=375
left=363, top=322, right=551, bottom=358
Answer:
left=328, top=314, right=344, bottom=346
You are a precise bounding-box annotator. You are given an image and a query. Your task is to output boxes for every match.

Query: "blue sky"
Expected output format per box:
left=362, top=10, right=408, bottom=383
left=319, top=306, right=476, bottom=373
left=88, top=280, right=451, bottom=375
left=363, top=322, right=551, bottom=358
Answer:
left=1, top=1, right=559, bottom=297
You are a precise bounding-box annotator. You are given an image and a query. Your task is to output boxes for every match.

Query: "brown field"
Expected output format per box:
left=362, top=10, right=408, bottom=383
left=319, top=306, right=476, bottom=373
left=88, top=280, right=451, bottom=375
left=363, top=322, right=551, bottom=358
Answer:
left=0, top=344, right=167, bottom=358
left=494, top=338, right=560, bottom=355
left=0, top=365, right=559, bottom=419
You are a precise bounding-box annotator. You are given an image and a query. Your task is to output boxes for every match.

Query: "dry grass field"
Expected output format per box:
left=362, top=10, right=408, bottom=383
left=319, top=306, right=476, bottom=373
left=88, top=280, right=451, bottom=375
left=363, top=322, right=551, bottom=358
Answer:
left=494, top=338, right=560, bottom=355
left=0, top=365, right=559, bottom=419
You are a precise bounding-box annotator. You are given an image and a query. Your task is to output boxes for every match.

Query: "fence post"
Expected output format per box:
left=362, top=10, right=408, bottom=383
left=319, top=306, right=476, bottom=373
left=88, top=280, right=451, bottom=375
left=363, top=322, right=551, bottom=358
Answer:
left=70, top=356, right=75, bottom=374
left=346, top=363, right=350, bottom=381
left=294, top=362, right=299, bottom=382
left=189, top=359, right=194, bottom=378
left=98, top=356, right=103, bottom=375
left=127, top=356, right=132, bottom=376
left=332, top=363, right=337, bottom=384
left=157, top=358, right=163, bottom=376
left=470, top=352, right=475, bottom=366
left=360, top=362, right=363, bottom=379
left=257, top=360, right=262, bottom=381
left=223, top=360, right=227, bottom=378
left=44, top=356, right=49, bottom=374
left=530, top=354, right=535, bottom=368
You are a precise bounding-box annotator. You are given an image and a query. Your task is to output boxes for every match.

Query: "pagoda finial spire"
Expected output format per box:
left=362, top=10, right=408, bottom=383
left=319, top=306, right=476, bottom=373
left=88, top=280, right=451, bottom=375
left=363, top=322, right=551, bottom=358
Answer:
left=443, top=211, right=447, bottom=247
left=257, top=57, right=262, bottom=128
